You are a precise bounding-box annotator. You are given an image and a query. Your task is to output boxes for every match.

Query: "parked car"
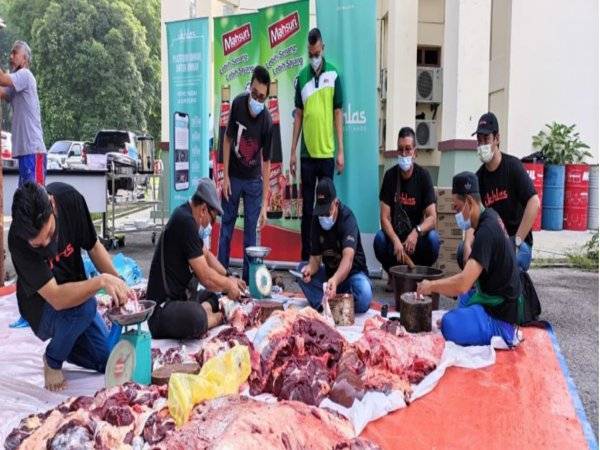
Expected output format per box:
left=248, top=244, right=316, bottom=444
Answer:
left=48, top=140, right=85, bottom=170
left=1, top=130, right=12, bottom=160
left=84, top=130, right=139, bottom=194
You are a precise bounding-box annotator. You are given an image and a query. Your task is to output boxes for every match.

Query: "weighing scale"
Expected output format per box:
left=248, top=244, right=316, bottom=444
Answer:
left=246, top=246, right=272, bottom=299
left=105, top=300, right=156, bottom=388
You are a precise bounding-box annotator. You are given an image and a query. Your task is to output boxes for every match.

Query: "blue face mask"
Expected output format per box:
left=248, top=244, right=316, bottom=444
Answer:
left=398, top=156, right=413, bottom=172
left=454, top=205, right=471, bottom=231
left=249, top=96, right=264, bottom=116
left=319, top=214, right=336, bottom=231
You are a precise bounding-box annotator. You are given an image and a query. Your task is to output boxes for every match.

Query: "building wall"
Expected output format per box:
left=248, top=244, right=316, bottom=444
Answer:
left=505, top=0, right=599, bottom=161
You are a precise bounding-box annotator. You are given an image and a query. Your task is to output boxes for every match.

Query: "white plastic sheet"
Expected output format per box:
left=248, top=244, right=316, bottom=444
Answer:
left=0, top=294, right=497, bottom=441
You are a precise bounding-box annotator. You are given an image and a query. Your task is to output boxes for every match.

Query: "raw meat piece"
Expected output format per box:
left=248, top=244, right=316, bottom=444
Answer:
left=6, top=383, right=171, bottom=449
left=142, top=410, right=176, bottom=445
left=334, top=438, right=382, bottom=450
left=354, top=323, right=445, bottom=399
left=329, top=348, right=366, bottom=407
left=222, top=298, right=262, bottom=332
left=156, top=395, right=377, bottom=450
left=271, top=355, right=332, bottom=405
left=363, top=315, right=407, bottom=337
left=152, top=345, right=190, bottom=370
left=250, top=307, right=347, bottom=401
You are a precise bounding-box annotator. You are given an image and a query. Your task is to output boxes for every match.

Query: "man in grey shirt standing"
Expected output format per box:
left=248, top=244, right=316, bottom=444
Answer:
left=0, top=41, right=47, bottom=186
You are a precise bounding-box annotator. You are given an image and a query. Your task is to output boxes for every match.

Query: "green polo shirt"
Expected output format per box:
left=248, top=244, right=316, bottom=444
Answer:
left=294, top=59, right=343, bottom=158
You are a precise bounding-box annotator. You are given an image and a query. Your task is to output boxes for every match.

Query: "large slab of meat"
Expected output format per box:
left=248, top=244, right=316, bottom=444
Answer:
left=250, top=307, right=347, bottom=405
left=5, top=383, right=175, bottom=450
left=352, top=316, right=445, bottom=400
left=155, top=395, right=380, bottom=450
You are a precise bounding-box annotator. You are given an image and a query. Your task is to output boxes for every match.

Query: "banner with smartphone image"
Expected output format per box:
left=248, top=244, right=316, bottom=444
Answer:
left=210, top=1, right=309, bottom=265
left=166, top=18, right=210, bottom=213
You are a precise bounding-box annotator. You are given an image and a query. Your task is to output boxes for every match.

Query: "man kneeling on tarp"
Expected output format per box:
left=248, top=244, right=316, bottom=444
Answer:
left=416, top=172, right=540, bottom=347
left=296, top=177, right=372, bottom=313
left=146, top=178, right=247, bottom=340
left=9, top=182, right=134, bottom=391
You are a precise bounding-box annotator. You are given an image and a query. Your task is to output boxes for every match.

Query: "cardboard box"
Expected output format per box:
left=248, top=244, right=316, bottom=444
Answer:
left=435, top=187, right=455, bottom=214
left=437, top=213, right=464, bottom=239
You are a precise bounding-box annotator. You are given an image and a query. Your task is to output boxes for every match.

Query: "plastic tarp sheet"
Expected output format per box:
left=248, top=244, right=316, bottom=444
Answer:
left=0, top=293, right=497, bottom=442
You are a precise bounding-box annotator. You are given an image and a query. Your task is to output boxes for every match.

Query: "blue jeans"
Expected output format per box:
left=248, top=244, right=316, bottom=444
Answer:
left=218, top=176, right=263, bottom=282
left=35, top=297, right=110, bottom=372
left=17, top=153, right=47, bottom=187
left=296, top=262, right=372, bottom=313
left=456, top=238, right=532, bottom=272
left=440, top=289, right=516, bottom=346
left=373, top=229, right=440, bottom=272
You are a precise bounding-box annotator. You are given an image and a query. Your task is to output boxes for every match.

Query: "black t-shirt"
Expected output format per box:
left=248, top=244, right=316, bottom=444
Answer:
left=310, top=203, right=368, bottom=279
left=147, top=202, right=204, bottom=304
left=9, top=182, right=98, bottom=332
left=225, top=92, right=273, bottom=180
left=470, top=208, right=521, bottom=302
left=379, top=163, right=436, bottom=239
left=476, top=153, right=537, bottom=246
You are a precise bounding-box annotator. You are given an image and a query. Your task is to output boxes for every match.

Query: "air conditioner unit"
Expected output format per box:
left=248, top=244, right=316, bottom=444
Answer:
left=416, top=67, right=442, bottom=103
left=415, top=120, right=437, bottom=149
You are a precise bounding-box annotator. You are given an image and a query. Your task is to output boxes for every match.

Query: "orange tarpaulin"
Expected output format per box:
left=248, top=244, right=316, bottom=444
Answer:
left=361, top=325, right=597, bottom=449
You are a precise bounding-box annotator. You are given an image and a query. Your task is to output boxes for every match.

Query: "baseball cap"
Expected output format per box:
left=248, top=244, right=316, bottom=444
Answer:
left=452, top=172, right=480, bottom=196
left=472, top=112, right=499, bottom=136
left=313, top=177, right=337, bottom=216
left=194, top=178, right=223, bottom=215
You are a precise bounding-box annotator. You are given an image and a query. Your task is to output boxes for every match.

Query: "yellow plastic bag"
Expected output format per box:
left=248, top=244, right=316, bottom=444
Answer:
left=168, top=345, right=251, bottom=426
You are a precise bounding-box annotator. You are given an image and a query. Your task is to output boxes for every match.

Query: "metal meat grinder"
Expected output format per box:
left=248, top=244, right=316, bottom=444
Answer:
left=246, top=246, right=272, bottom=299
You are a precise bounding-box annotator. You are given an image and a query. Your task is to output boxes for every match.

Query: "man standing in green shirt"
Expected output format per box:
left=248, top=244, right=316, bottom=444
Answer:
left=290, top=28, right=344, bottom=261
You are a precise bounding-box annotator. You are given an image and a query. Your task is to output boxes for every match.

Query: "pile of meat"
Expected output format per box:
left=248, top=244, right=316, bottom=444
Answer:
left=5, top=382, right=175, bottom=450
left=154, top=395, right=379, bottom=450
left=247, top=309, right=445, bottom=407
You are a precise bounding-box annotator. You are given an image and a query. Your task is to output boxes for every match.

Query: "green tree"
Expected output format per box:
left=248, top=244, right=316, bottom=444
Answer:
left=1, top=0, right=160, bottom=145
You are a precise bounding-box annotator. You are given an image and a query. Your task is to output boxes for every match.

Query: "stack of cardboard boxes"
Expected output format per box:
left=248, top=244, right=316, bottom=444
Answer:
left=435, top=187, right=462, bottom=276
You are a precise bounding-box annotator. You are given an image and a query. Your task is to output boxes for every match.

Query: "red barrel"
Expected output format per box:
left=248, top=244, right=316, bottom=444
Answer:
left=523, top=163, right=544, bottom=231
left=564, top=164, right=590, bottom=230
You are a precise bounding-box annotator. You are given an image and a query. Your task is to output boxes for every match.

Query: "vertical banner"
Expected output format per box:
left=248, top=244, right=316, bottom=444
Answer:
left=259, top=0, right=309, bottom=219
left=316, top=0, right=379, bottom=234
left=213, top=12, right=262, bottom=201
left=166, top=18, right=210, bottom=213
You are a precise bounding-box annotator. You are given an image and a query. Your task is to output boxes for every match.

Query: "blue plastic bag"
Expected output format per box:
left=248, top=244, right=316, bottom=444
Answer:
left=82, top=251, right=143, bottom=286
left=9, top=316, right=30, bottom=328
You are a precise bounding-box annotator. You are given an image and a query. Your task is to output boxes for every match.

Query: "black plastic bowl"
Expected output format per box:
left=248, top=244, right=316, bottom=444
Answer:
left=390, top=265, right=444, bottom=310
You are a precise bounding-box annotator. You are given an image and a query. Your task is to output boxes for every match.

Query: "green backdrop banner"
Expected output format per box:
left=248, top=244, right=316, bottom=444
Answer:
left=166, top=18, right=210, bottom=213
left=316, top=0, right=379, bottom=233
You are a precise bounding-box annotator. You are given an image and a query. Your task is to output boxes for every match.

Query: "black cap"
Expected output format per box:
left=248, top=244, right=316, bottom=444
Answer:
left=452, top=172, right=479, bottom=196
left=313, top=177, right=336, bottom=216
left=472, top=112, right=499, bottom=136
left=194, top=178, right=223, bottom=215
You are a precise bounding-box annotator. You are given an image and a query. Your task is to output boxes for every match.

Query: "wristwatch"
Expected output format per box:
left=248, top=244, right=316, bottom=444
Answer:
left=416, top=224, right=423, bottom=237
left=515, top=236, right=523, bottom=248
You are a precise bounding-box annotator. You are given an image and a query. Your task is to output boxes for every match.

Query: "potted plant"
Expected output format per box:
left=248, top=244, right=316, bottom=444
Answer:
left=532, top=122, right=591, bottom=231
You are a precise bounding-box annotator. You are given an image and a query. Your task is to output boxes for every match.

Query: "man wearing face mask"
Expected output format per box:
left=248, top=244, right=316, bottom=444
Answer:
left=147, top=178, right=246, bottom=340
left=416, top=172, right=531, bottom=347
left=0, top=41, right=47, bottom=186
left=290, top=28, right=345, bottom=261
left=373, top=127, right=439, bottom=290
left=457, top=112, right=540, bottom=272
left=296, top=178, right=372, bottom=313
left=9, top=182, right=133, bottom=391
left=218, top=65, right=272, bottom=282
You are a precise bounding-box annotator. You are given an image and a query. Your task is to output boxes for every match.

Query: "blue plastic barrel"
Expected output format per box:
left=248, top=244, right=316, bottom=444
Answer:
left=542, top=164, right=565, bottom=230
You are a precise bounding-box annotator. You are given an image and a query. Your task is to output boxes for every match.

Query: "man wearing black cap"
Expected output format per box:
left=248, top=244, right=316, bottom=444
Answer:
left=296, top=178, right=372, bottom=313
left=416, top=172, right=529, bottom=347
left=458, top=112, right=540, bottom=272
left=147, top=178, right=247, bottom=340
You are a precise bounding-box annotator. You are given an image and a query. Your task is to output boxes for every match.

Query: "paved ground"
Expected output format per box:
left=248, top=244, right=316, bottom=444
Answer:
left=2, top=212, right=598, bottom=438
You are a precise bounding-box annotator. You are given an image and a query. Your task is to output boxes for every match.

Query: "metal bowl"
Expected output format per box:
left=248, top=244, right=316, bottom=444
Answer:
left=245, top=246, right=271, bottom=258
left=107, top=300, right=156, bottom=326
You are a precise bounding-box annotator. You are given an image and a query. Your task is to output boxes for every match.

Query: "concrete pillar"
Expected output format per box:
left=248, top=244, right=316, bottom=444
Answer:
left=385, top=0, right=418, bottom=151
left=438, top=0, right=491, bottom=186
